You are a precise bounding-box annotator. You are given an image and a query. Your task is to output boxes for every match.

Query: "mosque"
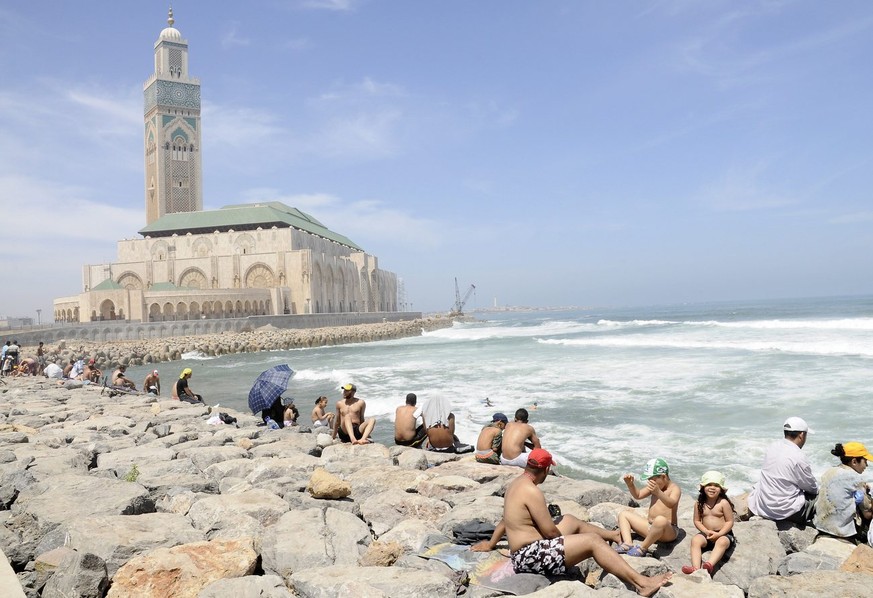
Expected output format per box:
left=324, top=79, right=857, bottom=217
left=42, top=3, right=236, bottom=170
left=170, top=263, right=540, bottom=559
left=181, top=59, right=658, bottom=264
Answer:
left=53, top=10, right=398, bottom=324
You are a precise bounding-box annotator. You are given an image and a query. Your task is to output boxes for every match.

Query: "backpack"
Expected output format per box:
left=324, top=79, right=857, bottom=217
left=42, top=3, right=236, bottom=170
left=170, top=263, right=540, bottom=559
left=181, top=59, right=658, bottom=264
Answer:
left=452, top=519, right=496, bottom=545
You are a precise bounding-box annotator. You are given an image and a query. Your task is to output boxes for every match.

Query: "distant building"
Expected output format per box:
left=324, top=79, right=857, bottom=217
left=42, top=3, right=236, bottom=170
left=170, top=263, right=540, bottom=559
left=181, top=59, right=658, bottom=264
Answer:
left=53, top=9, right=397, bottom=323
left=0, top=317, right=34, bottom=330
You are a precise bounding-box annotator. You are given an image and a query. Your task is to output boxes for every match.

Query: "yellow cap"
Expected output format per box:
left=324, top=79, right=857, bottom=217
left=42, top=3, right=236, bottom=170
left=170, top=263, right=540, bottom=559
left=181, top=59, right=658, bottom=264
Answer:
left=700, top=470, right=726, bottom=489
left=180, top=368, right=193, bottom=378
left=843, top=442, right=873, bottom=461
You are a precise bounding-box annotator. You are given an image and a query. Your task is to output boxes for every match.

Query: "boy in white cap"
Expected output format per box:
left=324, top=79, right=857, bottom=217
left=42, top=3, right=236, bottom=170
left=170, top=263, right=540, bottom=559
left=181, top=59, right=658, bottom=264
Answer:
left=616, top=457, right=682, bottom=557
left=747, top=416, right=818, bottom=524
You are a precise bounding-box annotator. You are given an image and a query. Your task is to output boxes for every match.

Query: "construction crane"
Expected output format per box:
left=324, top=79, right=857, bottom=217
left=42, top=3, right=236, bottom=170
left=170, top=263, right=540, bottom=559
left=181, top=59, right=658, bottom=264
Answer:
left=450, top=278, right=476, bottom=316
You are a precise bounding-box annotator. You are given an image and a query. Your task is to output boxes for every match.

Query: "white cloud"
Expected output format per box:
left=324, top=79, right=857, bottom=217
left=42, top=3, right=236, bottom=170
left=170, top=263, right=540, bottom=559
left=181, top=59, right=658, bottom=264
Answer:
left=697, top=163, right=795, bottom=212
left=316, top=109, right=402, bottom=159
left=296, top=0, right=360, bottom=11
left=221, top=24, right=251, bottom=48
left=202, top=103, right=285, bottom=148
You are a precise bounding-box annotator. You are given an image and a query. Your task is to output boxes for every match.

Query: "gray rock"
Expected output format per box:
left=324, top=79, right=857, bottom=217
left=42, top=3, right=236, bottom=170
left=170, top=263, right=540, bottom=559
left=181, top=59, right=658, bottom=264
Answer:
left=540, top=476, right=631, bottom=507
left=436, top=495, right=504, bottom=536
left=244, top=455, right=322, bottom=484
left=777, top=550, right=843, bottom=576
left=712, top=519, right=786, bottom=591
left=64, top=513, right=204, bottom=577
left=395, top=448, right=428, bottom=470
left=248, top=435, right=319, bottom=458
left=95, top=445, right=175, bottom=473
left=197, top=574, right=292, bottom=598
left=347, top=466, right=432, bottom=502
left=261, top=508, right=371, bottom=577
left=361, top=490, right=452, bottom=536
left=177, top=445, right=250, bottom=471
left=0, top=548, right=26, bottom=598
left=187, top=488, right=288, bottom=531
left=748, top=570, right=873, bottom=597
left=289, top=564, right=457, bottom=597
left=777, top=524, right=818, bottom=554
left=40, top=551, right=109, bottom=598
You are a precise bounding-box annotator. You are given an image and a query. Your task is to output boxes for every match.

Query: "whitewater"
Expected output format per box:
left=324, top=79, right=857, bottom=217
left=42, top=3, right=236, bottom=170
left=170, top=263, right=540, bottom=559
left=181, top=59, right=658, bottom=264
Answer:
left=126, top=295, right=873, bottom=494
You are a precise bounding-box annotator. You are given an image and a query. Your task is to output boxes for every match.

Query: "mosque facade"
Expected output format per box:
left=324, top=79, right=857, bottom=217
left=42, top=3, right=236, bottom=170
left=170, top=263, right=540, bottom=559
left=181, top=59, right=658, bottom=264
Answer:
left=53, top=10, right=398, bottom=324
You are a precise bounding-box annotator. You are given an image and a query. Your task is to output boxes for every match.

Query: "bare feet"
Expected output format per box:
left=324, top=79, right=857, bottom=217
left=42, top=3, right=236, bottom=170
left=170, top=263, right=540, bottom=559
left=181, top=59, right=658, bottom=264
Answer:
left=636, top=572, right=672, bottom=597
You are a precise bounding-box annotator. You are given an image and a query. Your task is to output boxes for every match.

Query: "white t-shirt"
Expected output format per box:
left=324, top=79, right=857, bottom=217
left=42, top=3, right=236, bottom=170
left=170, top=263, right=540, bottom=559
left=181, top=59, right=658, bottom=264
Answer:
left=748, top=438, right=818, bottom=520
left=44, top=363, right=63, bottom=379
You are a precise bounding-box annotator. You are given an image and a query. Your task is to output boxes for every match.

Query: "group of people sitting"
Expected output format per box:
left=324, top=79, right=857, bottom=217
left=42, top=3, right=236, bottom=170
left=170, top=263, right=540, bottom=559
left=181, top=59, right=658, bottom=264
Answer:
left=464, top=414, right=873, bottom=595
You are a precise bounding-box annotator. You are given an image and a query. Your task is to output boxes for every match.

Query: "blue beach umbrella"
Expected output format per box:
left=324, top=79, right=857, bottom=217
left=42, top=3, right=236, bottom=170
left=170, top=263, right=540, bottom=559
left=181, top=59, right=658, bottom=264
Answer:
left=248, top=364, right=295, bottom=414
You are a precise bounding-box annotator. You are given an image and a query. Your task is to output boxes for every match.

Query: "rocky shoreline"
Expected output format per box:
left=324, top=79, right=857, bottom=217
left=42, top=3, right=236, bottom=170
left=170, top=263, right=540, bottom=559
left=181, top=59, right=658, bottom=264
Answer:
left=1, top=377, right=872, bottom=597
left=11, top=316, right=455, bottom=371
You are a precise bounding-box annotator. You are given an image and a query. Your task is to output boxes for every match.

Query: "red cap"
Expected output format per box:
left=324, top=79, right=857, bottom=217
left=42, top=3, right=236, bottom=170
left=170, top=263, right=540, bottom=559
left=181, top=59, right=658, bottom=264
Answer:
left=88, top=359, right=95, bottom=365
left=527, top=448, right=555, bottom=469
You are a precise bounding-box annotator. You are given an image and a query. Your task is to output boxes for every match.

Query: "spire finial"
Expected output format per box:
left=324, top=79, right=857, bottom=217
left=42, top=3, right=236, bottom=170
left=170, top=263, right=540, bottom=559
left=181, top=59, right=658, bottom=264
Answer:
left=168, top=6, right=175, bottom=27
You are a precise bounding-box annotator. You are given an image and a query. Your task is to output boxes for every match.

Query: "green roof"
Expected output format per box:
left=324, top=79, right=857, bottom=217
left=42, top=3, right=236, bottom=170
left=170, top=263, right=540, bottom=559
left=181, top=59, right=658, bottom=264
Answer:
left=138, top=202, right=362, bottom=250
left=150, top=282, right=180, bottom=291
left=92, top=278, right=123, bottom=291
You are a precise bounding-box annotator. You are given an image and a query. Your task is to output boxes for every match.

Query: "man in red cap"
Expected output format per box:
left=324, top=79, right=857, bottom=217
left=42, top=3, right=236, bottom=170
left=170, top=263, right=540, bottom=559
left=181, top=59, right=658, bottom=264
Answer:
left=82, top=358, right=102, bottom=383
left=500, top=448, right=671, bottom=596
left=143, top=369, right=161, bottom=396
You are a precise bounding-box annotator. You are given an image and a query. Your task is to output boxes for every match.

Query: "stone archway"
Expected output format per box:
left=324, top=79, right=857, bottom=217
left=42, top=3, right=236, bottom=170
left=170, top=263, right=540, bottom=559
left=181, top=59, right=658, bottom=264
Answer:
left=99, top=299, right=116, bottom=321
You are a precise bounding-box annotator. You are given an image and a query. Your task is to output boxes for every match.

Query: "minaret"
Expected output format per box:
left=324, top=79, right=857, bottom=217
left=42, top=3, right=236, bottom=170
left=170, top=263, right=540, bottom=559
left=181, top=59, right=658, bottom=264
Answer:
left=143, top=7, right=203, bottom=225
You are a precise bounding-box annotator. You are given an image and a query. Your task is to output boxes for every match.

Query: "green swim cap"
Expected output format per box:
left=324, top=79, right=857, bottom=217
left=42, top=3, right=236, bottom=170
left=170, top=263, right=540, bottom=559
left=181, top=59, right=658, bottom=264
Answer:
left=641, top=457, right=669, bottom=479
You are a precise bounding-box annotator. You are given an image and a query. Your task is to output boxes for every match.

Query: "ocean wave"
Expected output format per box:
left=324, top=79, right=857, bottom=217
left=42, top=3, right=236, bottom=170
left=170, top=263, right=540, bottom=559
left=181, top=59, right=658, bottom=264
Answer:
left=536, top=336, right=873, bottom=357
left=181, top=350, right=214, bottom=360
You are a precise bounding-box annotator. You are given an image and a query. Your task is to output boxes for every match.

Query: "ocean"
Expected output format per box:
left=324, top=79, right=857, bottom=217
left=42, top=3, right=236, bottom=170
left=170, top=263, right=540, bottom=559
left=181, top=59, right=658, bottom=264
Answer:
left=125, top=294, right=873, bottom=495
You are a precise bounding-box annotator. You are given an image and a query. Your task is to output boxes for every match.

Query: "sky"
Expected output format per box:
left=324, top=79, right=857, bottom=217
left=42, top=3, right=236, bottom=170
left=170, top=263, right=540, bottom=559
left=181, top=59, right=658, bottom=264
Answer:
left=1, top=0, right=873, bottom=320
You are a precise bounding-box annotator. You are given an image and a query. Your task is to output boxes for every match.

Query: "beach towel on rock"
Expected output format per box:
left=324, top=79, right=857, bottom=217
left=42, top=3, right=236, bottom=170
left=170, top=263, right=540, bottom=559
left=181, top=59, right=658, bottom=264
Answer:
left=420, top=542, right=550, bottom=596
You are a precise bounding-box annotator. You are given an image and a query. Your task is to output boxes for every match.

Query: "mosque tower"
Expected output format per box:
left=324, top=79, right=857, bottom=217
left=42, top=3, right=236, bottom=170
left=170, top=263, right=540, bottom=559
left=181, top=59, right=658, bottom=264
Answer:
left=143, top=7, right=203, bottom=225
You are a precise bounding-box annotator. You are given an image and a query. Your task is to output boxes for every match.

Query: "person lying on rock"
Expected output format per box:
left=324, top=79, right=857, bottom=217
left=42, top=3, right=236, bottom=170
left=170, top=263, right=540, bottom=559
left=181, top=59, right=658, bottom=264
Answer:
left=490, top=448, right=672, bottom=596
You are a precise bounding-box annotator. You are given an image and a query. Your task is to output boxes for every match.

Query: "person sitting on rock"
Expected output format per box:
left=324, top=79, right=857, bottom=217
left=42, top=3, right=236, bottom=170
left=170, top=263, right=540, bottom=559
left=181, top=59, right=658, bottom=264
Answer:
left=143, top=369, right=161, bottom=395
left=173, top=368, right=203, bottom=404
left=311, top=396, right=335, bottom=429
left=283, top=399, right=300, bottom=427
left=499, top=408, right=540, bottom=467
left=616, top=458, right=681, bottom=557
left=476, top=412, right=508, bottom=464
left=491, top=448, right=671, bottom=596
left=682, top=470, right=735, bottom=576
left=747, top=416, right=818, bottom=525
left=813, top=442, right=873, bottom=542
left=111, top=365, right=136, bottom=390
left=332, top=383, right=375, bottom=444
left=420, top=395, right=473, bottom=453
left=83, top=358, right=102, bottom=383
left=394, top=392, right=426, bottom=447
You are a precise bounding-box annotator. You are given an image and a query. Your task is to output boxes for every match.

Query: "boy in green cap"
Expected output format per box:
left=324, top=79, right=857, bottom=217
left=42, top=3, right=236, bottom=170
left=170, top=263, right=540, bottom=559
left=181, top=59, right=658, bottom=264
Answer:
left=615, top=457, right=682, bottom=557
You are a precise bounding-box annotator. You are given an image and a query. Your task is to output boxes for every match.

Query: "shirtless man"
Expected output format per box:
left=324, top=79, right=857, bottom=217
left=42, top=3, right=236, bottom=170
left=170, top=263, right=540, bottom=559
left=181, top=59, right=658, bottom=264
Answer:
left=395, top=392, right=426, bottom=447
left=311, top=396, right=335, bottom=429
left=82, top=358, right=102, bottom=383
left=332, top=384, right=375, bottom=444
left=496, top=448, right=671, bottom=596
left=500, top=408, right=540, bottom=467
left=143, top=369, right=161, bottom=395
left=476, top=412, right=508, bottom=464
left=112, top=365, right=136, bottom=390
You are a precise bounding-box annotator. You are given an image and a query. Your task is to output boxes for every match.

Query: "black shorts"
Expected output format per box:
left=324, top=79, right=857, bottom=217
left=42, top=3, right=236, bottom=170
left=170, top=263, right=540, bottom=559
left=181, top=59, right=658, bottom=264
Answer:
left=338, top=423, right=362, bottom=443
left=395, top=424, right=427, bottom=447
left=696, top=531, right=736, bottom=551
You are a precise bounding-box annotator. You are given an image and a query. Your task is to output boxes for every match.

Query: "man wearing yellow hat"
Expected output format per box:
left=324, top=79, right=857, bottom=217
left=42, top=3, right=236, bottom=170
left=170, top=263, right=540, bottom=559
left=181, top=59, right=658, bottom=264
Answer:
left=172, top=368, right=203, bottom=404
left=332, top=383, right=375, bottom=444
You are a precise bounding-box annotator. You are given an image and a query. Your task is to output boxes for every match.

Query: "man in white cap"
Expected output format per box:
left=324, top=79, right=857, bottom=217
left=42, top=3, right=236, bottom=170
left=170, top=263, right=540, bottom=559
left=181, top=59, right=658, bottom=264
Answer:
left=143, top=369, right=161, bottom=396
left=748, top=416, right=818, bottom=524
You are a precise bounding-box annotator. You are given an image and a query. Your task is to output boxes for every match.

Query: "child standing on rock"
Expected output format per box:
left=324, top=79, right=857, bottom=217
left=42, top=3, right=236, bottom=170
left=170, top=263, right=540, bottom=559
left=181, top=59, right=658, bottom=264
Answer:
left=683, top=471, right=735, bottom=575
left=615, top=457, right=681, bottom=557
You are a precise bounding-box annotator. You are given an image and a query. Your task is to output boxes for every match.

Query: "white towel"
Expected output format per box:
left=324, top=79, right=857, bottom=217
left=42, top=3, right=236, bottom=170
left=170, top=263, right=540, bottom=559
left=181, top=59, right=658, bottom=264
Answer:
left=421, top=395, right=452, bottom=428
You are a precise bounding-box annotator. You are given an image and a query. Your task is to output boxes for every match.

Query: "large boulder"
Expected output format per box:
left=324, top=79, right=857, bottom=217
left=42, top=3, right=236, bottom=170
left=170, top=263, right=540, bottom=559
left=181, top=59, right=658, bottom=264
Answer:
left=187, top=489, right=288, bottom=535
left=177, top=446, right=250, bottom=471
left=63, top=513, right=204, bottom=577
left=198, top=574, right=292, bottom=598
left=748, top=570, right=873, bottom=597
left=107, top=538, right=257, bottom=598
left=261, top=508, right=371, bottom=577
left=289, top=564, right=457, bottom=597
left=540, top=476, right=631, bottom=507
left=712, top=519, right=786, bottom=592
left=360, top=490, right=451, bottom=536
left=41, top=551, right=109, bottom=598
left=306, top=468, right=351, bottom=499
